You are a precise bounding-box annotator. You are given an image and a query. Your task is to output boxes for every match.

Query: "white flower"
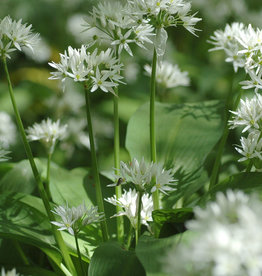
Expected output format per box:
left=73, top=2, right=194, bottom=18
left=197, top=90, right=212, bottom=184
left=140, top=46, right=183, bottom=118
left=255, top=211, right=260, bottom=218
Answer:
left=105, top=188, right=153, bottom=229
left=111, top=29, right=134, bottom=56
left=164, top=190, right=262, bottom=276
left=0, top=147, right=10, bottom=162
left=118, top=157, right=153, bottom=191
left=151, top=163, right=177, bottom=194
left=51, top=203, right=104, bottom=235
left=0, top=16, right=39, bottom=58
left=235, top=131, right=262, bottom=162
left=49, top=46, right=122, bottom=93
left=144, top=61, right=190, bottom=89
left=0, top=112, right=17, bottom=148
left=240, top=69, right=262, bottom=93
left=1, top=268, right=20, bottom=276
left=228, top=93, right=262, bottom=133
left=26, top=118, right=67, bottom=154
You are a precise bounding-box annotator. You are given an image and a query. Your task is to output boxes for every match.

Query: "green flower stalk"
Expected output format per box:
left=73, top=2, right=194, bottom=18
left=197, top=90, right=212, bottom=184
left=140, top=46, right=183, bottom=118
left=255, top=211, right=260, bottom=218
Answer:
left=0, top=16, right=76, bottom=274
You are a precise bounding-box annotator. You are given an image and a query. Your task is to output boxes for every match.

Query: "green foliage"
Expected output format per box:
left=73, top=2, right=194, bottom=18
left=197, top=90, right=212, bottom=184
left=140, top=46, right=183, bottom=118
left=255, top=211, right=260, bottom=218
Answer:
left=88, top=241, right=145, bottom=276
left=126, top=100, right=224, bottom=205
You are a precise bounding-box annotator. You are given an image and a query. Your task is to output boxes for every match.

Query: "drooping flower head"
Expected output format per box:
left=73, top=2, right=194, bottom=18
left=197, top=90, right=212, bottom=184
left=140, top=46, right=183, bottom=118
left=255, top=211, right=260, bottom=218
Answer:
left=144, top=61, right=190, bottom=89
left=51, top=203, right=104, bottom=235
left=0, top=15, right=39, bottom=59
left=49, top=46, right=123, bottom=93
left=164, top=190, right=262, bottom=276
left=1, top=268, right=20, bottom=276
left=26, top=118, right=67, bottom=154
left=105, top=188, right=153, bottom=229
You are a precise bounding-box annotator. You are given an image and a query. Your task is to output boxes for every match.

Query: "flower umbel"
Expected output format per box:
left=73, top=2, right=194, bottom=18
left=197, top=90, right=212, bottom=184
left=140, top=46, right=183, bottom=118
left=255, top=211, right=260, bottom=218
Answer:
left=51, top=203, right=104, bottom=235
left=0, top=15, right=39, bottom=59
left=105, top=188, right=153, bottom=229
left=26, top=118, right=67, bottom=154
left=0, top=147, right=10, bottom=162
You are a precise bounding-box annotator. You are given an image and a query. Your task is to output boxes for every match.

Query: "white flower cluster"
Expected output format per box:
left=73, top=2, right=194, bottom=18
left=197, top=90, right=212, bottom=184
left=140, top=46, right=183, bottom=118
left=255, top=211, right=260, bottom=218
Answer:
left=164, top=190, right=262, bottom=276
left=0, top=15, right=39, bottom=59
left=0, top=147, right=10, bottom=162
left=209, top=22, right=262, bottom=92
left=0, top=111, right=17, bottom=149
left=51, top=203, right=104, bottom=235
left=84, top=0, right=201, bottom=57
left=1, top=268, right=20, bottom=276
left=26, top=118, right=67, bottom=154
left=111, top=157, right=177, bottom=195
left=229, top=93, right=262, bottom=164
left=49, top=46, right=123, bottom=93
left=105, top=188, right=153, bottom=230
left=144, top=61, right=190, bottom=89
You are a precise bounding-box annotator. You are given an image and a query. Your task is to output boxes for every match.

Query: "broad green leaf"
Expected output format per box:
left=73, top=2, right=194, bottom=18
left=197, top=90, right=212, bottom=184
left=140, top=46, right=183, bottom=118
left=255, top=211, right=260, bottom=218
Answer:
left=126, top=101, right=224, bottom=205
left=0, top=159, right=43, bottom=194
left=152, top=208, right=193, bottom=237
left=136, top=235, right=181, bottom=276
left=210, top=172, right=262, bottom=195
left=88, top=241, right=145, bottom=276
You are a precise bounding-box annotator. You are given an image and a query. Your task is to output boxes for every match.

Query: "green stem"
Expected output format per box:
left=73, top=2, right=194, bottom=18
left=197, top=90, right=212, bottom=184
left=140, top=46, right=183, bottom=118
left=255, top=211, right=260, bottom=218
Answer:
left=46, top=152, right=52, bottom=201
left=113, top=88, right=124, bottom=243
left=208, top=76, right=242, bottom=191
left=135, top=191, right=143, bottom=245
left=245, top=161, right=253, bottom=172
left=84, top=84, right=108, bottom=241
left=13, top=240, right=30, bottom=265
left=74, top=234, right=85, bottom=276
left=2, top=57, right=76, bottom=276
left=150, top=48, right=159, bottom=210
left=126, top=223, right=133, bottom=250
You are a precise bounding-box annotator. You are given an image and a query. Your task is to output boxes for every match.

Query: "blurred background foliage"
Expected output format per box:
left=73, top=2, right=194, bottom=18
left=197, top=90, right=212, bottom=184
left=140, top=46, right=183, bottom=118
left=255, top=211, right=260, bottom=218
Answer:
left=0, top=0, right=262, bottom=173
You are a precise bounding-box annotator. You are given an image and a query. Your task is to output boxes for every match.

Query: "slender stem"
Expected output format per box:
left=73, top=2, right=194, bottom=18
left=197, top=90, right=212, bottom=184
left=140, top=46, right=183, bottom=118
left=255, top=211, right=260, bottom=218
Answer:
left=2, top=57, right=76, bottom=276
left=150, top=48, right=159, bottom=210
left=46, top=152, right=52, bottom=201
left=113, top=88, right=124, bottom=243
left=245, top=161, right=253, bottom=172
left=12, top=240, right=30, bottom=265
left=135, top=191, right=143, bottom=245
left=74, top=234, right=85, bottom=276
left=84, top=85, right=108, bottom=241
left=208, top=74, right=241, bottom=191
left=126, top=223, right=133, bottom=250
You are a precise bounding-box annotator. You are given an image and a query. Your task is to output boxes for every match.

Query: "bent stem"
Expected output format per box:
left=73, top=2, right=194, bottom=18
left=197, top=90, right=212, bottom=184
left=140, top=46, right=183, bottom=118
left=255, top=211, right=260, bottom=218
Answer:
left=74, top=233, right=85, bottom=276
left=84, top=84, right=109, bottom=241
left=113, top=88, right=124, bottom=243
left=2, top=57, right=76, bottom=276
left=150, top=48, right=159, bottom=210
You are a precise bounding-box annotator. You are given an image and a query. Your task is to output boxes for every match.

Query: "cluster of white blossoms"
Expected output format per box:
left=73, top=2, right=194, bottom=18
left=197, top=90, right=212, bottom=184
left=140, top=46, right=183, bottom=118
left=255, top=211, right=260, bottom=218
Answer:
left=0, top=147, right=10, bottom=162
left=0, top=112, right=17, bottom=149
left=164, top=190, right=262, bottom=276
left=26, top=118, right=67, bottom=154
left=105, top=188, right=153, bottom=230
left=111, top=157, right=177, bottom=194
left=144, top=61, right=190, bottom=89
left=229, top=93, right=262, bottom=164
left=49, top=45, right=123, bottom=93
left=51, top=203, right=104, bottom=236
left=1, top=268, right=20, bottom=276
left=209, top=22, right=262, bottom=92
left=0, top=15, right=39, bottom=59
left=84, top=0, right=201, bottom=57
